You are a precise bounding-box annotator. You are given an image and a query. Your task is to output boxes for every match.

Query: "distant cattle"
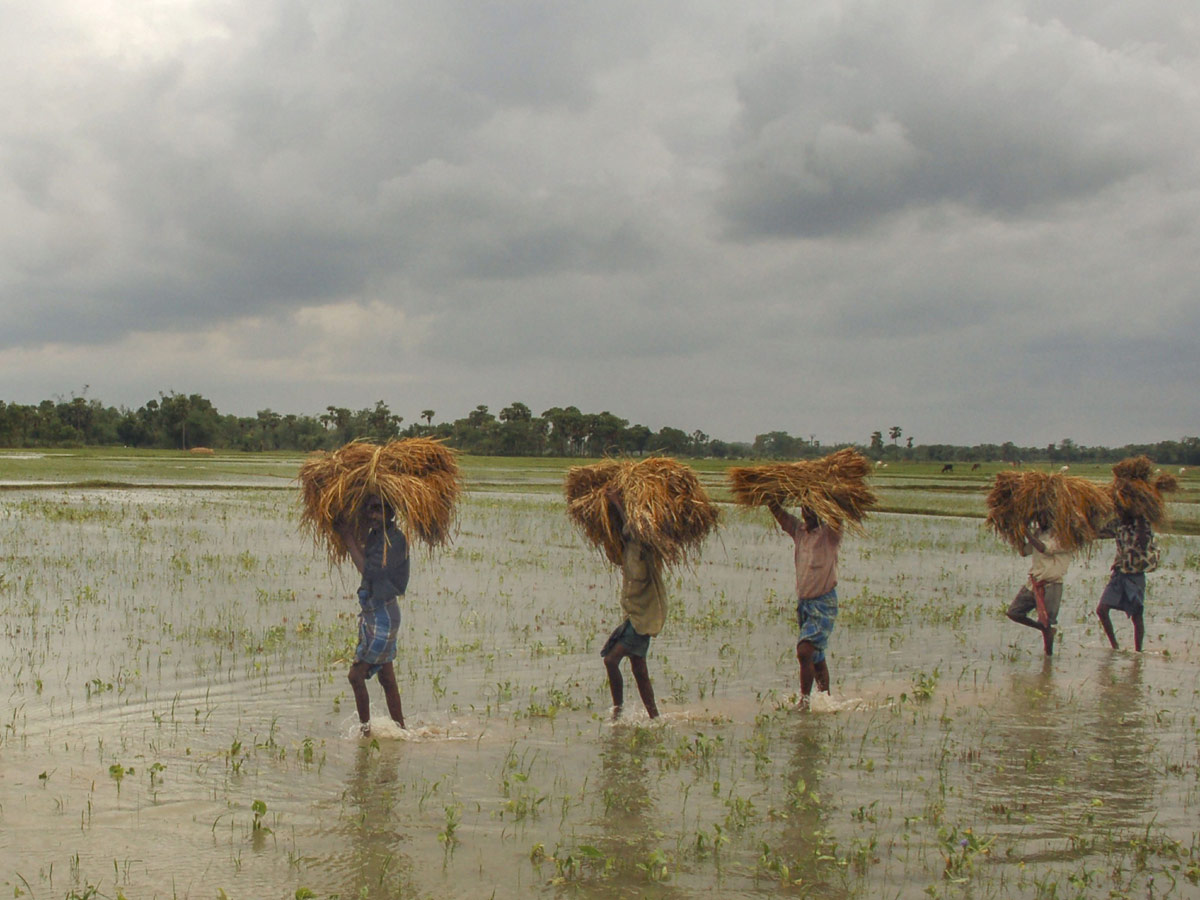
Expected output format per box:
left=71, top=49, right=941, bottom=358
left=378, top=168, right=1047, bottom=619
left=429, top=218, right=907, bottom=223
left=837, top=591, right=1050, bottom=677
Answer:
left=940, top=464, right=954, bottom=473
left=971, top=463, right=981, bottom=471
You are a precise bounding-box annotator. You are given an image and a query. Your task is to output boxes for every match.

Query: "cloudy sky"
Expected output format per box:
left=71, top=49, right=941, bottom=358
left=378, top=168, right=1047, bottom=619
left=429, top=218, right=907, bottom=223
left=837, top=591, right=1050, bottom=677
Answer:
left=2, top=1, right=1197, bottom=447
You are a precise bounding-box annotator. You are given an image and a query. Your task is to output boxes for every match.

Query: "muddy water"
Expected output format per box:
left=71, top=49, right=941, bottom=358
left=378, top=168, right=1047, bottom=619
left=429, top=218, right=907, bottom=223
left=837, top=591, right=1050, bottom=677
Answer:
left=2, top=486, right=1198, bottom=898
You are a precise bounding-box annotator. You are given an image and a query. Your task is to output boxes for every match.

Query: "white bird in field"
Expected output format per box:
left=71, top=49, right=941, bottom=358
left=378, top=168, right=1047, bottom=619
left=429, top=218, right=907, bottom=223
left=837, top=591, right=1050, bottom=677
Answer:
left=1059, top=465, right=1069, bottom=472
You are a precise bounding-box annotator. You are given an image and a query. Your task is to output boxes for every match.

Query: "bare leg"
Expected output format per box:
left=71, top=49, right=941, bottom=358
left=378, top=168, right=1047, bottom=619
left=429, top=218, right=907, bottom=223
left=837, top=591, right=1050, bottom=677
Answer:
left=1132, top=612, right=1144, bottom=652
left=377, top=663, right=406, bottom=728
left=1096, top=605, right=1119, bottom=649
left=1042, top=625, right=1055, bottom=656
left=813, top=658, right=830, bottom=694
left=348, top=661, right=372, bottom=733
left=603, top=645, right=627, bottom=717
left=629, top=655, right=659, bottom=719
left=1007, top=610, right=1044, bottom=631
left=796, top=641, right=817, bottom=698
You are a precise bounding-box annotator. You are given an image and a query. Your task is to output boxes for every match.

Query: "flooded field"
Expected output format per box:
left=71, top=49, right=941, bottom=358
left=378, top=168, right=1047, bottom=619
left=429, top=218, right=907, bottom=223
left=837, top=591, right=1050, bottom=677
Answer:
left=2, top=454, right=1199, bottom=898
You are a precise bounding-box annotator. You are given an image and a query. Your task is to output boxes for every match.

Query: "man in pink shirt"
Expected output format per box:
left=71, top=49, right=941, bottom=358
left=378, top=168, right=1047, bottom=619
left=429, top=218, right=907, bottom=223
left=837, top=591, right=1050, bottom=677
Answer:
left=768, top=499, right=842, bottom=706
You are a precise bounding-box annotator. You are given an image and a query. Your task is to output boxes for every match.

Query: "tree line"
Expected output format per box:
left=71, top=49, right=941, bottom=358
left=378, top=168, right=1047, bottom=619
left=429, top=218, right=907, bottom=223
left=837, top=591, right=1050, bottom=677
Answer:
left=1, top=391, right=1198, bottom=465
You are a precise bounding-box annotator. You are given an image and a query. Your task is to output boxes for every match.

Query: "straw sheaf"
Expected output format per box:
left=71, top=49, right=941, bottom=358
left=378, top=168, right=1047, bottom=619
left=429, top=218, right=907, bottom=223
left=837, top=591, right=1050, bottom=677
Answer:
left=564, top=457, right=719, bottom=569
left=984, top=470, right=1112, bottom=552
left=298, top=438, right=462, bottom=562
left=726, top=448, right=877, bottom=535
left=1110, top=455, right=1178, bottom=527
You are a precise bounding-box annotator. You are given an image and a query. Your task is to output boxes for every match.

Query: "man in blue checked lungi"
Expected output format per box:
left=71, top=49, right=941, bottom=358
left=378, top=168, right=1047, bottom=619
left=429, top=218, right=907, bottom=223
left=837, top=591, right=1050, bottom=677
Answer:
left=767, top=499, right=841, bottom=708
left=338, top=496, right=410, bottom=735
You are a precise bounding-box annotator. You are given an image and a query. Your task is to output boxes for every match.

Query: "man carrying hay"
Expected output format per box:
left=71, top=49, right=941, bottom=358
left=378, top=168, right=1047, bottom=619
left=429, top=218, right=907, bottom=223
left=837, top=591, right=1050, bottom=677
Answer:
left=1005, top=514, right=1071, bottom=656
left=299, top=438, right=462, bottom=735
left=766, top=499, right=841, bottom=707
left=599, top=484, right=666, bottom=720
left=728, top=449, right=875, bottom=708
left=338, top=497, right=409, bottom=734
left=1095, top=457, right=1173, bottom=652
left=564, top=456, right=717, bottom=721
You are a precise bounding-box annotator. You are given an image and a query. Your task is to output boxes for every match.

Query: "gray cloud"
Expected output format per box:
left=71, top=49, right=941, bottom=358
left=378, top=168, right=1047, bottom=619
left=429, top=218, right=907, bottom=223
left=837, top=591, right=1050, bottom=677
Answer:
left=718, top=3, right=1191, bottom=237
left=1, top=0, right=1198, bottom=447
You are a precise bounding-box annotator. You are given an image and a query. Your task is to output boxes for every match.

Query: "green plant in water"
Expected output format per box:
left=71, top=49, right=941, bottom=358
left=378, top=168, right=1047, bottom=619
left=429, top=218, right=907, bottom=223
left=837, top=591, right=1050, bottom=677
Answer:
left=438, top=803, right=462, bottom=849
left=251, top=799, right=270, bottom=832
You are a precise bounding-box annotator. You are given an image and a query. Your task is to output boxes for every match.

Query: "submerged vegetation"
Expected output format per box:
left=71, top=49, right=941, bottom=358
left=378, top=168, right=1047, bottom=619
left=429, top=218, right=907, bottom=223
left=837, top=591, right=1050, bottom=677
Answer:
left=1, top=453, right=1198, bottom=898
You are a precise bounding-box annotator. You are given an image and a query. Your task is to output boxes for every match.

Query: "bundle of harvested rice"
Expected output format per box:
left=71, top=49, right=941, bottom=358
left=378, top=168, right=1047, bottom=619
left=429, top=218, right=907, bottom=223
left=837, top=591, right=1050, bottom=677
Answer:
left=1110, top=456, right=1178, bottom=527
left=298, top=438, right=462, bottom=561
left=985, top=470, right=1112, bottom=552
left=564, top=457, right=718, bottom=568
left=726, top=448, right=877, bottom=534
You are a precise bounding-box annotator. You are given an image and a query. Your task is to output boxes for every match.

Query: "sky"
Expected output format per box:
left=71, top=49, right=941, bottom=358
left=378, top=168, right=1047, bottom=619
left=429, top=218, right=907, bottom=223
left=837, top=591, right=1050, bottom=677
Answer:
left=2, top=1, right=1198, bottom=447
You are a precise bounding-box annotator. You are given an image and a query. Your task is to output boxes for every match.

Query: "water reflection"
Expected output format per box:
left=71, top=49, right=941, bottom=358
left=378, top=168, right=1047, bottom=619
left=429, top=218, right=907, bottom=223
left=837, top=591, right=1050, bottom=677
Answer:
left=976, top=654, right=1153, bottom=867
left=775, top=720, right=853, bottom=898
left=553, top=724, right=685, bottom=898
left=331, top=742, right=418, bottom=899
left=1082, top=655, right=1152, bottom=823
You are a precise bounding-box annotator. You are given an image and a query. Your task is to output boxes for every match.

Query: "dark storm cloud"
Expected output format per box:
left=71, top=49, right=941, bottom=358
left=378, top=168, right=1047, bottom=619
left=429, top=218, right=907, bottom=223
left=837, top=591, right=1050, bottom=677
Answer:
left=718, top=3, right=1190, bottom=237
left=2, top=0, right=1198, bottom=446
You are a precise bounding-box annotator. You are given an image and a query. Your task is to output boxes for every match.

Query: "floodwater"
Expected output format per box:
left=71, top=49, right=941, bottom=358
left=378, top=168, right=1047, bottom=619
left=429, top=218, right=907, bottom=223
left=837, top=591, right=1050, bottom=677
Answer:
left=2, top=480, right=1199, bottom=898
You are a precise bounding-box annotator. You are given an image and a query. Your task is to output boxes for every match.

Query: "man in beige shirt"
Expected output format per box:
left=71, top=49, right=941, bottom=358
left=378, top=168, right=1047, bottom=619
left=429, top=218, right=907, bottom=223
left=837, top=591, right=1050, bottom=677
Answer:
left=599, top=486, right=666, bottom=719
left=1006, top=518, right=1071, bottom=656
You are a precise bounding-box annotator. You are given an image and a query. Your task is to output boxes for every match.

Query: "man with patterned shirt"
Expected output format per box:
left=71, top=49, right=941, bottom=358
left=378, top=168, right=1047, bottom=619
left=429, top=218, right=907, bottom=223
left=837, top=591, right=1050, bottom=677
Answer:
left=1096, top=514, right=1155, bottom=652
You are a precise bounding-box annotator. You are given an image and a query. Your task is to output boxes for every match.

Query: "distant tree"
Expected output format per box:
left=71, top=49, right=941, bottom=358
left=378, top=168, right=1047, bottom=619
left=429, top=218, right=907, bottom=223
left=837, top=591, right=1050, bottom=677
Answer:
left=889, top=426, right=902, bottom=446
left=421, top=409, right=435, bottom=426
left=753, top=431, right=805, bottom=459
left=542, top=406, right=585, bottom=456
left=499, top=402, right=530, bottom=422
left=498, top=402, right=540, bottom=454
left=467, top=405, right=494, bottom=427
left=652, top=426, right=692, bottom=455
left=158, top=392, right=219, bottom=449
left=361, top=401, right=403, bottom=443
left=870, top=431, right=884, bottom=454
left=621, top=424, right=653, bottom=456
left=583, top=411, right=628, bottom=455
left=320, top=406, right=354, bottom=445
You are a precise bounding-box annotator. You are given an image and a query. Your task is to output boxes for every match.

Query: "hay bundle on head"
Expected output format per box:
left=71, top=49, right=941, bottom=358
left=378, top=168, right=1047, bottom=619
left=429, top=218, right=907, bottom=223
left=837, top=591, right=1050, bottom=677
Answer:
left=298, top=438, right=462, bottom=562
left=564, top=457, right=719, bottom=569
left=985, top=470, right=1112, bottom=552
left=726, top=448, right=877, bottom=535
left=1110, top=455, right=1178, bottom=527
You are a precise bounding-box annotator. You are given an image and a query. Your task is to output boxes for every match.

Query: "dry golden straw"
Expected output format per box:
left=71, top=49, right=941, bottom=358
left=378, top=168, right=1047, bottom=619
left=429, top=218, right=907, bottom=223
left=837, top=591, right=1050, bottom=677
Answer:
left=564, top=457, right=719, bottom=569
left=726, top=448, right=877, bottom=535
left=1110, top=455, right=1178, bottom=527
left=985, top=470, right=1112, bottom=552
left=298, top=438, right=462, bottom=562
